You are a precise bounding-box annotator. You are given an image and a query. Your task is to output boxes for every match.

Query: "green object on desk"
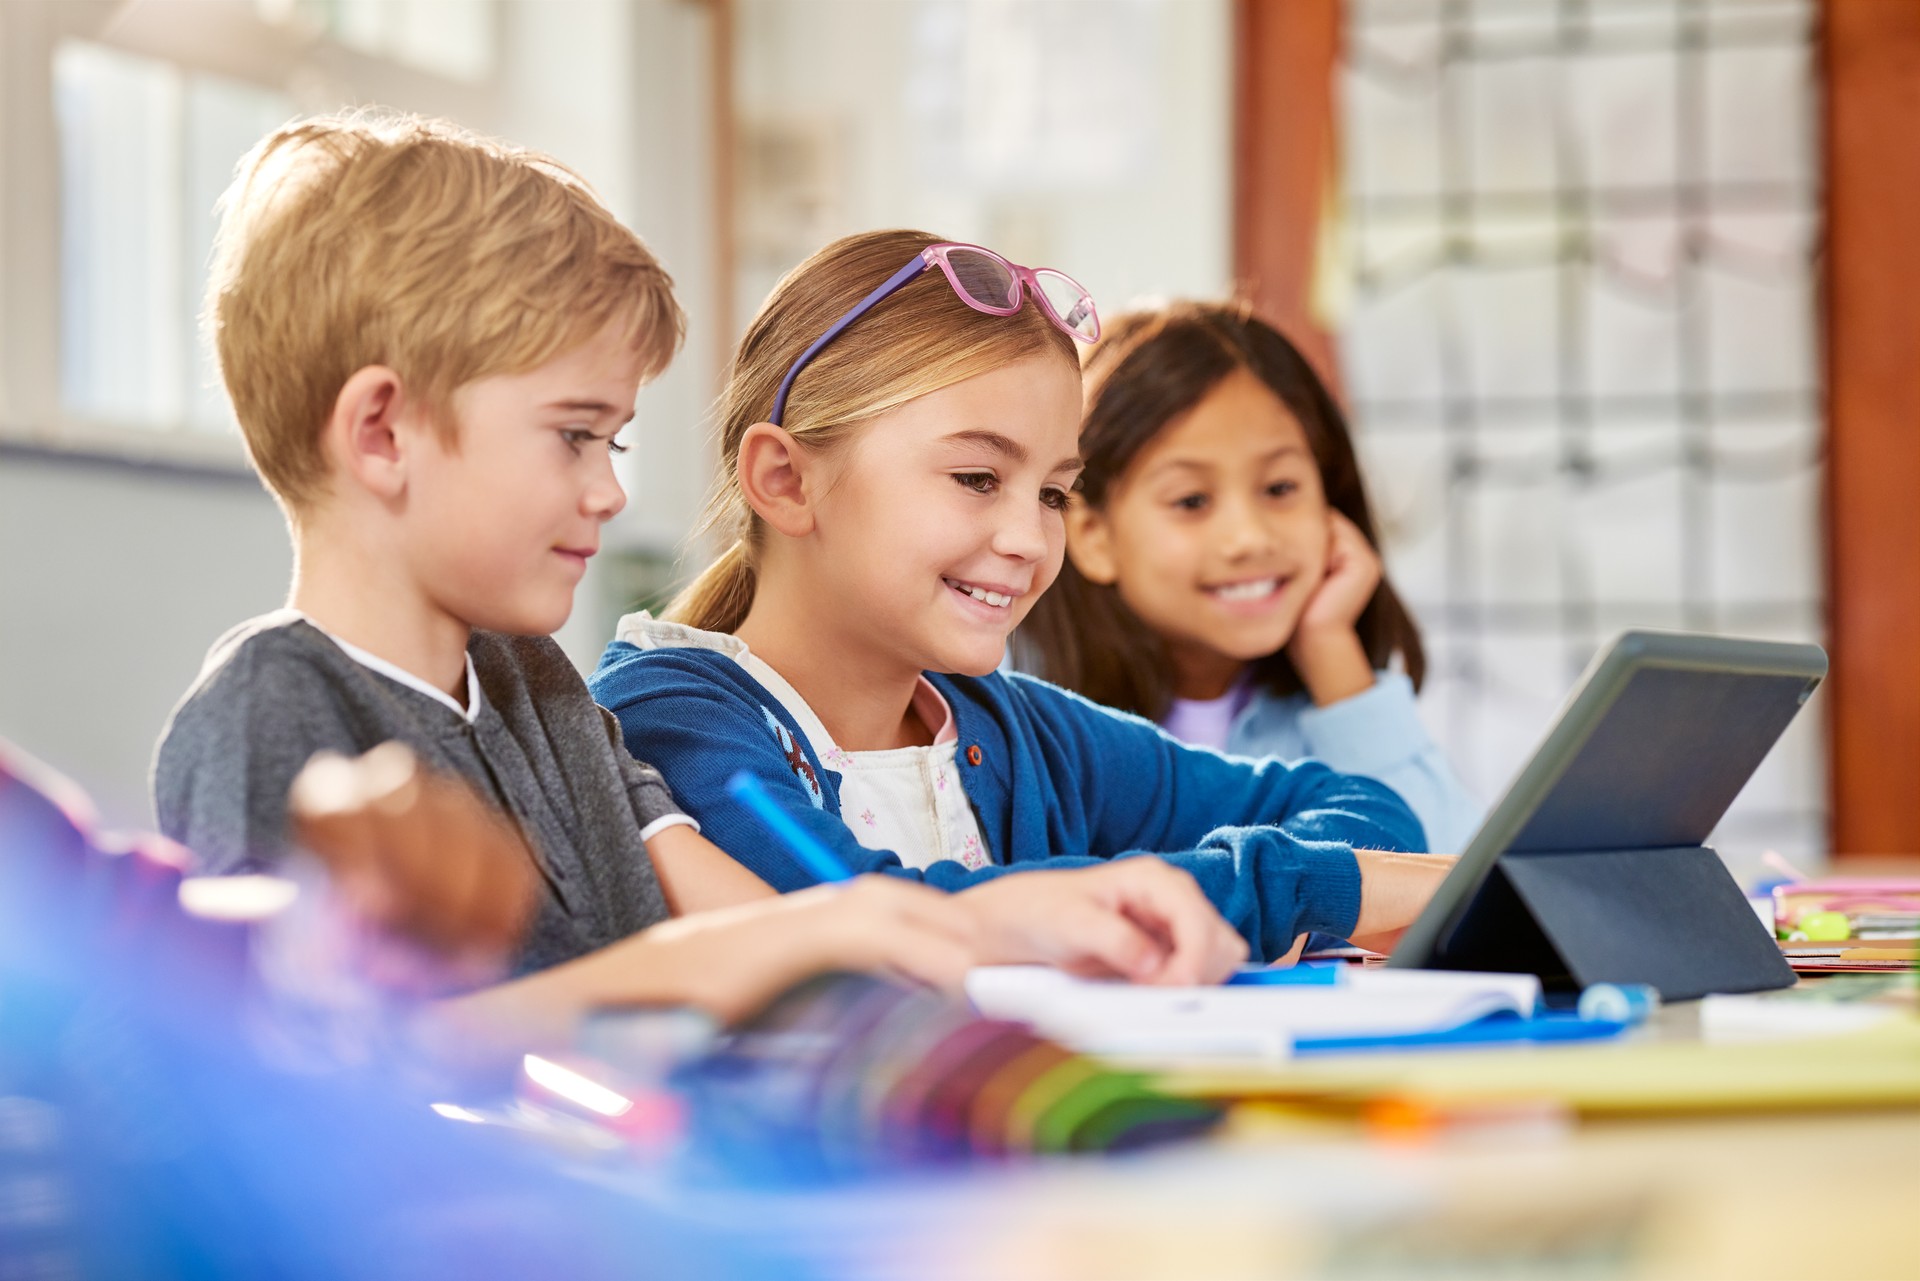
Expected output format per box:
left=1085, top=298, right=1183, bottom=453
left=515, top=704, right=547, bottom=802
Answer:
left=1800, top=910, right=1853, bottom=942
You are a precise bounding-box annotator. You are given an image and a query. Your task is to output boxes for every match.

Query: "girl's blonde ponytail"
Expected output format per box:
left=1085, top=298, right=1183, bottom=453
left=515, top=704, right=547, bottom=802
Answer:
left=664, top=535, right=757, bottom=633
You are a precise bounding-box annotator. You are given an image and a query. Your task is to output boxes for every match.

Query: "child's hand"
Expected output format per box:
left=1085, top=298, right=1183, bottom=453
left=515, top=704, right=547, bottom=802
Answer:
left=798, top=875, right=982, bottom=995
left=958, top=860, right=1248, bottom=986
left=620, top=875, right=981, bottom=1025
left=1294, top=510, right=1382, bottom=638
left=1286, top=510, right=1382, bottom=706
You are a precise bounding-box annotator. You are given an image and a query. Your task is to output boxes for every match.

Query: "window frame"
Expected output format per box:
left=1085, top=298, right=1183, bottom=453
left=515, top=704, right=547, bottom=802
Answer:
left=0, top=0, right=503, bottom=474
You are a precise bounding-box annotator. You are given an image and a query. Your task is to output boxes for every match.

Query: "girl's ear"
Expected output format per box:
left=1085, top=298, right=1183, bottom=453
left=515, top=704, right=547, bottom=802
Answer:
left=1064, top=502, right=1120, bottom=585
left=325, top=365, right=411, bottom=502
left=737, top=422, right=817, bottom=538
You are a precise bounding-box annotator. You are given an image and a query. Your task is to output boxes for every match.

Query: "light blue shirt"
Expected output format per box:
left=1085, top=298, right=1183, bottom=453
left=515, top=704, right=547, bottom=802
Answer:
left=1168, top=671, right=1484, bottom=854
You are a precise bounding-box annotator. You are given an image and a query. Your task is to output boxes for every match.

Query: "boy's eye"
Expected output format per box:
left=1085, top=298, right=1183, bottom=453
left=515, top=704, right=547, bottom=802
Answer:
left=561, top=427, right=627, bottom=455
left=954, top=472, right=998, bottom=495
left=1266, top=479, right=1298, bottom=499
left=1172, top=493, right=1209, bottom=513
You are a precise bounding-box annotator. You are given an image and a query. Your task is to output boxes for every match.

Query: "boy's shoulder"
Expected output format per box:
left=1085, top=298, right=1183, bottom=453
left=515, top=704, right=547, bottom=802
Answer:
left=466, top=628, right=591, bottom=705
left=165, top=611, right=358, bottom=732
left=151, top=611, right=376, bottom=869
left=154, top=612, right=371, bottom=788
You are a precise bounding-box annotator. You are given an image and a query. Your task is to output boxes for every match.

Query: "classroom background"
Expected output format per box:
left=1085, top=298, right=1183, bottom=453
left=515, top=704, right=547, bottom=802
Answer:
left=1, top=0, right=1914, bottom=885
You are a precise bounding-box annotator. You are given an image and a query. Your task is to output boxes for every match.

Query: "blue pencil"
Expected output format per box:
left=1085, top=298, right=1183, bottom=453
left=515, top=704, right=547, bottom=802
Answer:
left=725, top=771, right=852, bottom=883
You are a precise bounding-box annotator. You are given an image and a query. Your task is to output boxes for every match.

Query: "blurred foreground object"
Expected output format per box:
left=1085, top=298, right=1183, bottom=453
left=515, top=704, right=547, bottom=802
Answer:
left=0, top=738, right=803, bottom=1280
left=288, top=743, right=538, bottom=991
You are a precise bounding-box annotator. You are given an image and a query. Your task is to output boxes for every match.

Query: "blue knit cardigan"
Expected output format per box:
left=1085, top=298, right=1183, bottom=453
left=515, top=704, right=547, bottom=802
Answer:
left=589, top=641, right=1425, bottom=963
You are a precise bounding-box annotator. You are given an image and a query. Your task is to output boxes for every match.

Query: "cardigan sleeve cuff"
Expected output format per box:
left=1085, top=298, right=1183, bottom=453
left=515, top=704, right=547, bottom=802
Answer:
left=1293, top=672, right=1436, bottom=778
left=1297, top=843, right=1363, bottom=940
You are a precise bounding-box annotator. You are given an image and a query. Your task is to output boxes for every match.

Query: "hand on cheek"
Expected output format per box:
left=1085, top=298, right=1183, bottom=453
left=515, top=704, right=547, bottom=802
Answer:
left=1286, top=511, right=1382, bottom=706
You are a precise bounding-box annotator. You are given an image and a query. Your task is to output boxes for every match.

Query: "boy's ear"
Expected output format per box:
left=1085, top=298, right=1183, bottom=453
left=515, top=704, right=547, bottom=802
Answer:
left=737, top=423, right=817, bottom=538
left=1064, top=503, right=1119, bottom=585
left=325, top=366, right=412, bottom=501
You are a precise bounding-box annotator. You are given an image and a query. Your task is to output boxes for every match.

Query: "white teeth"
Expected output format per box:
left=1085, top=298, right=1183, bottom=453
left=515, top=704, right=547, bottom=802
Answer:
left=948, top=580, right=1013, bottom=608
left=1210, top=578, right=1278, bottom=602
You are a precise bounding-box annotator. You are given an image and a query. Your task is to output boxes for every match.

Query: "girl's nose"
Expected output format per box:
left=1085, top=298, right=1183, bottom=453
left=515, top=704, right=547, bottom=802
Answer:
left=992, top=494, right=1050, bottom=562
left=1218, top=498, right=1276, bottom=559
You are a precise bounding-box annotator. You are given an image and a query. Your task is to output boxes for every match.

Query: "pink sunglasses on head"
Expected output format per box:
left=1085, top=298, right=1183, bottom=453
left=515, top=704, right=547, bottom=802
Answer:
left=769, top=241, right=1101, bottom=426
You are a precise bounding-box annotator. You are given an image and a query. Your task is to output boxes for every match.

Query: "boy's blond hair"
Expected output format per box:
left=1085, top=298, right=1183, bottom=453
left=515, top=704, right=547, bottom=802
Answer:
left=205, top=109, right=684, bottom=511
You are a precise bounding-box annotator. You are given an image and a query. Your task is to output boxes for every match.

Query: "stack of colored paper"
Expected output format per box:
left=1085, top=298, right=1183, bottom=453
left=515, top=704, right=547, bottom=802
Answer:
left=1774, top=878, right=1920, bottom=941
left=1781, top=944, right=1919, bottom=973
left=673, top=973, right=1221, bottom=1179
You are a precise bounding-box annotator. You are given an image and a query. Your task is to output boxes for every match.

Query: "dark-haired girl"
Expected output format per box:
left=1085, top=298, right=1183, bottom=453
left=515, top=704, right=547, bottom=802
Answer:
left=1021, top=301, right=1481, bottom=853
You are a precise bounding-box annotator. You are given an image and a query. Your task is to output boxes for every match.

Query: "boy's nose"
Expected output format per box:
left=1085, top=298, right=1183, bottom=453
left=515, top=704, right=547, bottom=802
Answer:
left=585, top=456, right=627, bottom=521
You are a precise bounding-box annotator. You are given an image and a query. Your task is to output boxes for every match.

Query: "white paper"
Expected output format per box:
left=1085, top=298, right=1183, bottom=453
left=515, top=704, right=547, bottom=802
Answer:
left=965, top=966, right=1542, bottom=1063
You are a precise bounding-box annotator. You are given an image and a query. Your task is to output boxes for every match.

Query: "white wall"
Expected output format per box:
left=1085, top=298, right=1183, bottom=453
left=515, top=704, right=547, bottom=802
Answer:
left=497, top=0, right=722, bottom=661
left=733, top=0, right=1232, bottom=334
left=0, top=453, right=291, bottom=828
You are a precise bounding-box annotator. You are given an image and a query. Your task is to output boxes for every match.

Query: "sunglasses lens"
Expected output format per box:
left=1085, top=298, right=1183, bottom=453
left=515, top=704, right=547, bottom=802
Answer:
left=944, top=247, right=1020, bottom=311
left=1033, top=269, right=1099, bottom=340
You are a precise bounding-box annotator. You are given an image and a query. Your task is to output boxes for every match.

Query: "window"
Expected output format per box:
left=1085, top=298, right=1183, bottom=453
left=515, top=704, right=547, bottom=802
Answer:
left=56, top=41, right=294, bottom=435
left=0, top=0, right=499, bottom=463
left=268, top=0, right=496, bottom=82
left=1337, top=0, right=1824, bottom=874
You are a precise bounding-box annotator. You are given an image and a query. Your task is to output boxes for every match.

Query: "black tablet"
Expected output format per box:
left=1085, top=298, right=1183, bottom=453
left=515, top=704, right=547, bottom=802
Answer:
left=1388, top=630, right=1826, bottom=997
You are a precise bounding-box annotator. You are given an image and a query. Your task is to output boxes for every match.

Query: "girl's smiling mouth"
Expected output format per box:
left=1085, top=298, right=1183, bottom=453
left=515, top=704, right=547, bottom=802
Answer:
left=944, top=577, right=1021, bottom=610
left=1203, top=576, right=1288, bottom=606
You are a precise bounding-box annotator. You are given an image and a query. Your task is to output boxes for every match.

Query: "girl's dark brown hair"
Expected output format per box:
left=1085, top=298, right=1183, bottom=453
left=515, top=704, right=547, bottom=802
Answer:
left=1020, top=299, right=1426, bottom=721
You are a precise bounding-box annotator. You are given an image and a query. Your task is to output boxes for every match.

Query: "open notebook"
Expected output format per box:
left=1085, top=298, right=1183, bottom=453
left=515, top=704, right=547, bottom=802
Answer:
left=966, top=965, right=1543, bottom=1063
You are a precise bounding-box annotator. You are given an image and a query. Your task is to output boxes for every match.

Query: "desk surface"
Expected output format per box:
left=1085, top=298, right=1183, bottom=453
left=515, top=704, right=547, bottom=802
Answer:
left=633, top=999, right=1920, bottom=1281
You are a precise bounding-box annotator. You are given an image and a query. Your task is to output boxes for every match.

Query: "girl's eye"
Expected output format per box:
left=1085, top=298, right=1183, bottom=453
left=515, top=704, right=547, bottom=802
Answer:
left=1172, top=493, right=1209, bottom=513
left=1040, top=486, right=1072, bottom=512
left=1266, top=479, right=1298, bottom=499
left=954, top=472, right=998, bottom=495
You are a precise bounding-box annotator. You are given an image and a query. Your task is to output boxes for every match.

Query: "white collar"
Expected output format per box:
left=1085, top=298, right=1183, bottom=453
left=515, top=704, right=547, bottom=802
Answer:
left=614, top=610, right=746, bottom=658
left=612, top=610, right=956, bottom=752
left=300, top=615, right=481, bottom=723
left=615, top=613, right=812, bottom=734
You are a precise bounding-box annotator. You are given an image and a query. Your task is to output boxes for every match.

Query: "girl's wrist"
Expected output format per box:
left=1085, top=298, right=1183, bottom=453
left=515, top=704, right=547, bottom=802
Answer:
left=1287, top=625, right=1374, bottom=706
left=1350, top=849, right=1457, bottom=946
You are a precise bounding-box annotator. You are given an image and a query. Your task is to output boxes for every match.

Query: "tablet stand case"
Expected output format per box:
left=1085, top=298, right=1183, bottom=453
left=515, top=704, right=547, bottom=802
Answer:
left=1421, top=656, right=1807, bottom=1000
left=1430, top=847, right=1793, bottom=1000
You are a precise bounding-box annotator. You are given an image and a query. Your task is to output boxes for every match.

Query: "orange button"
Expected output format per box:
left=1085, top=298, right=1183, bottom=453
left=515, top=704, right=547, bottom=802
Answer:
left=966, top=744, right=983, bottom=767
